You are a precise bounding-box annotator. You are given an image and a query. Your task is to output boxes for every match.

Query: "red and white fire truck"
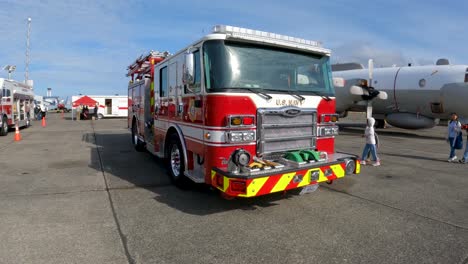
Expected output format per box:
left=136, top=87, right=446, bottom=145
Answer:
left=0, top=78, right=34, bottom=136
left=127, top=25, right=360, bottom=198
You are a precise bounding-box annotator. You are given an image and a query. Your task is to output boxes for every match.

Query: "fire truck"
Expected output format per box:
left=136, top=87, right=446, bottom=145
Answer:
left=127, top=25, right=360, bottom=198
left=0, top=78, right=34, bottom=136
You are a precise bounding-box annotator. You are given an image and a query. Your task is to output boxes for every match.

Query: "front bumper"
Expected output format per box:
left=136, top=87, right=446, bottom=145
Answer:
left=211, top=153, right=360, bottom=198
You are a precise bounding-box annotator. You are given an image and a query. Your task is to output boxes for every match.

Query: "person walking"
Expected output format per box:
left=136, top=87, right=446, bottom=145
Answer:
left=34, top=105, right=41, bottom=120
left=360, top=117, right=380, bottom=166
left=94, top=103, right=99, bottom=120
left=459, top=124, right=468, bottom=164
left=40, top=104, right=46, bottom=119
left=447, top=113, right=462, bottom=162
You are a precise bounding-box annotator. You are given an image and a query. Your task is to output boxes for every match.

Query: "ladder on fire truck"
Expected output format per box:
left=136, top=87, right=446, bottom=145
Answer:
left=126, top=50, right=171, bottom=81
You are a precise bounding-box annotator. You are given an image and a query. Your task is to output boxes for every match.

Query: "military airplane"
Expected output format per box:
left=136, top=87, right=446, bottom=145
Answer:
left=332, top=59, right=468, bottom=129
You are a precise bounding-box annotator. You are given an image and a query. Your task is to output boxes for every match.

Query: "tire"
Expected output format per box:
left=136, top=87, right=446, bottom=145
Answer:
left=132, top=121, right=145, bottom=152
left=166, top=134, right=189, bottom=188
left=0, top=116, right=8, bottom=136
left=98, top=114, right=104, bottom=119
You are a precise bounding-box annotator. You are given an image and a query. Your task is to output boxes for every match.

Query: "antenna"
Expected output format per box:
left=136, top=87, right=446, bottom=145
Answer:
left=25, top=17, right=32, bottom=81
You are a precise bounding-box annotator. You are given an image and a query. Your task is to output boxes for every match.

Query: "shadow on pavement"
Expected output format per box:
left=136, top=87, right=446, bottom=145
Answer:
left=382, top=152, right=451, bottom=163
left=85, top=132, right=299, bottom=215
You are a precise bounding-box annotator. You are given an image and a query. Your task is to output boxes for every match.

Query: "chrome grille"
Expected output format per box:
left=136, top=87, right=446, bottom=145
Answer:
left=257, top=107, right=316, bottom=156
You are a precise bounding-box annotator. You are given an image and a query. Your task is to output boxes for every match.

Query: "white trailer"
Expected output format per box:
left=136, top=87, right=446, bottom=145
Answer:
left=71, top=95, right=128, bottom=119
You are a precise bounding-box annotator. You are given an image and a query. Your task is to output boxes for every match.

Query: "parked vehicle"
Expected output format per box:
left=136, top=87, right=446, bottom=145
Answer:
left=72, top=95, right=128, bottom=119
left=127, top=25, right=360, bottom=198
left=0, top=78, right=34, bottom=136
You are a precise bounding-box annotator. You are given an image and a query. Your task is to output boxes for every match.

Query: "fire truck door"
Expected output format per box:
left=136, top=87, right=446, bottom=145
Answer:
left=143, top=78, right=154, bottom=140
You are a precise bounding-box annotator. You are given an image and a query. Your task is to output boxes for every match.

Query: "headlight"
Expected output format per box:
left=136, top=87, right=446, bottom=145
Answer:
left=242, top=132, right=255, bottom=141
left=227, top=131, right=255, bottom=143
left=228, top=131, right=243, bottom=142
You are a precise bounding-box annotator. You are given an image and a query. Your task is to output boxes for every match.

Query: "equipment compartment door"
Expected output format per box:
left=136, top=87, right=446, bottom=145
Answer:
left=105, top=99, right=112, bottom=115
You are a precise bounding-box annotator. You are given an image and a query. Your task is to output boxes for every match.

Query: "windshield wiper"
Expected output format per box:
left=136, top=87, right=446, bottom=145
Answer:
left=316, top=92, right=331, bottom=101
left=247, top=88, right=273, bottom=100
left=287, top=90, right=305, bottom=102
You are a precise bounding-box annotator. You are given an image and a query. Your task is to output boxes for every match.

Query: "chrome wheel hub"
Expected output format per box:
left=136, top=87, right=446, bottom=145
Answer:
left=170, top=145, right=181, bottom=177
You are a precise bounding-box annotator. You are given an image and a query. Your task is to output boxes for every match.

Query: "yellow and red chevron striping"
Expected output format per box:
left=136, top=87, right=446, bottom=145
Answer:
left=212, top=162, right=350, bottom=198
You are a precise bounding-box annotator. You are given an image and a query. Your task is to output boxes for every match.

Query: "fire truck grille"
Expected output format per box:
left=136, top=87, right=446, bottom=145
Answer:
left=257, top=107, right=317, bottom=156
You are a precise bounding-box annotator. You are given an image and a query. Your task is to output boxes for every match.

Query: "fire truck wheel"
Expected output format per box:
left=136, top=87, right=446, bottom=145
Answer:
left=0, top=116, right=8, bottom=136
left=166, top=134, right=188, bottom=187
left=132, top=122, right=145, bottom=152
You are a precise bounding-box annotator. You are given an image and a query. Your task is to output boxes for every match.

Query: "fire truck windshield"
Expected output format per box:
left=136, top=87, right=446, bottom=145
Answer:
left=203, top=40, right=334, bottom=96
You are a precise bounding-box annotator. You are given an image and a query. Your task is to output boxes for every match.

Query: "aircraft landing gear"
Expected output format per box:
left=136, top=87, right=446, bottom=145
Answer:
left=375, top=119, right=386, bottom=129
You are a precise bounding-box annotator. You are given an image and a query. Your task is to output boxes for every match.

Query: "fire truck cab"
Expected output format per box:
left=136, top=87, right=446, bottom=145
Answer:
left=0, top=78, right=34, bottom=136
left=128, top=25, right=360, bottom=198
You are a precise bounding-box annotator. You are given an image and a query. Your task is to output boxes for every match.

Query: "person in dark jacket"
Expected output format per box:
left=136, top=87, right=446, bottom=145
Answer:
left=447, top=113, right=462, bottom=162
left=83, top=105, right=89, bottom=120
left=460, top=124, right=468, bottom=164
left=34, top=105, right=41, bottom=120
left=94, top=104, right=99, bottom=120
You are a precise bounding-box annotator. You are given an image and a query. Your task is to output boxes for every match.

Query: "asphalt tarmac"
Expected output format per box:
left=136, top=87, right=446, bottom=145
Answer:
left=0, top=113, right=467, bottom=264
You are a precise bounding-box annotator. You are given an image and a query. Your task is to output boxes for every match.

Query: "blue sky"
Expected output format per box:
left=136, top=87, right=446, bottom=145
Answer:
left=1, top=0, right=467, bottom=98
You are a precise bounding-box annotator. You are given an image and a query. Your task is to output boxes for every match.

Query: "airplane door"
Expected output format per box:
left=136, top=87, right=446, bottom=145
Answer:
left=394, top=67, right=444, bottom=116
left=112, top=99, right=118, bottom=115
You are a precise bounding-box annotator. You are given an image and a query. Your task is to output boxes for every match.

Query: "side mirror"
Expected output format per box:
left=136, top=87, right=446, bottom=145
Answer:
left=183, top=51, right=195, bottom=85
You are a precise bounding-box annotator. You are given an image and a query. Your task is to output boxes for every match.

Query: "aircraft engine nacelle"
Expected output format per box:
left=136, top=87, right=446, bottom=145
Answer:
left=350, top=85, right=388, bottom=100
left=386, top=113, right=437, bottom=129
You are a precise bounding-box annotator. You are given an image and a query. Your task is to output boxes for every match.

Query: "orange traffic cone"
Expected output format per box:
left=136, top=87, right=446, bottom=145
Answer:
left=14, top=122, right=21, bottom=141
left=42, top=116, right=46, bottom=127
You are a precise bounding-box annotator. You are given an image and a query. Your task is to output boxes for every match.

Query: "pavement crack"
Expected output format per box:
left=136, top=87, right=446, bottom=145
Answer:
left=92, top=121, right=136, bottom=264
left=0, top=184, right=173, bottom=198
left=107, top=183, right=173, bottom=191
left=321, top=185, right=468, bottom=231
left=462, top=255, right=468, bottom=264
left=0, top=188, right=105, bottom=198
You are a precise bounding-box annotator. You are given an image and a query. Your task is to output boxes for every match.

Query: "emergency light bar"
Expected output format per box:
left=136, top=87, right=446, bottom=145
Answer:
left=212, top=25, right=330, bottom=55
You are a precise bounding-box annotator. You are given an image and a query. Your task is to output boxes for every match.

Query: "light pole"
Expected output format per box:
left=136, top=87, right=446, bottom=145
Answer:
left=25, top=17, right=32, bottom=82
left=3, top=65, right=16, bottom=79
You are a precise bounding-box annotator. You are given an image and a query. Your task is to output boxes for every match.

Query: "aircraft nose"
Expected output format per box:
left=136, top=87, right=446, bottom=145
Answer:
left=441, top=83, right=468, bottom=119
